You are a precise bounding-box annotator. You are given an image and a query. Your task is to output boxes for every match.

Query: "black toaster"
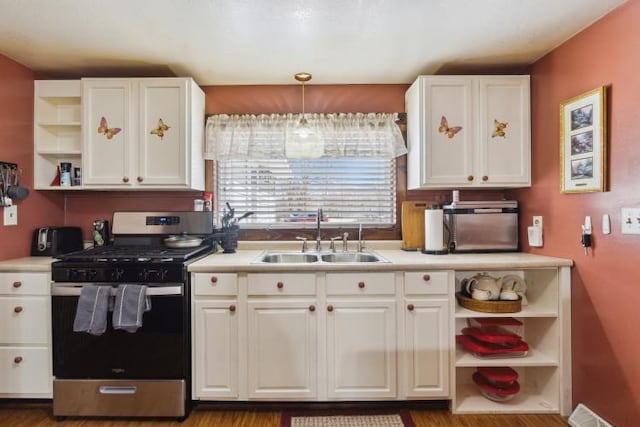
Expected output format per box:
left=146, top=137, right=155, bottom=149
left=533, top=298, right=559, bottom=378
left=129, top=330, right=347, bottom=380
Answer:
left=30, top=227, right=84, bottom=256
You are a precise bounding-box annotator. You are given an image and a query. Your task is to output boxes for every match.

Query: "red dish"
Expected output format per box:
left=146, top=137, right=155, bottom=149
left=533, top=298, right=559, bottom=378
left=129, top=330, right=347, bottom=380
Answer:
left=476, top=367, right=519, bottom=387
left=462, top=326, right=522, bottom=344
left=473, top=371, right=520, bottom=396
left=456, top=334, right=529, bottom=357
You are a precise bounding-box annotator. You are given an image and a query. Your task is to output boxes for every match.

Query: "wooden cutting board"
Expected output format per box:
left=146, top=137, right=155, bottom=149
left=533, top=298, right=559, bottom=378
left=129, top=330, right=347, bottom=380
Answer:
left=401, top=200, right=436, bottom=250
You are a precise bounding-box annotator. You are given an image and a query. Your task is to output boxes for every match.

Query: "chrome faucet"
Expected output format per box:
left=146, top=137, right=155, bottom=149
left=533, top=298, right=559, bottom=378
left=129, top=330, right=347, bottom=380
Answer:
left=316, top=208, right=323, bottom=252
left=342, top=232, right=349, bottom=252
left=357, top=224, right=365, bottom=252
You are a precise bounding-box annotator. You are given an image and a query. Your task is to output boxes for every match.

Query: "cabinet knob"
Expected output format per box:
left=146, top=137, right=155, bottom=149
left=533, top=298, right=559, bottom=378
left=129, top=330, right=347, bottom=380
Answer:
left=229, top=304, right=236, bottom=312
left=309, top=305, right=316, bottom=312
left=482, top=175, right=488, bottom=182
left=12, top=281, right=22, bottom=288
left=277, top=281, right=284, bottom=289
left=210, top=276, right=218, bottom=284
left=122, top=176, right=130, bottom=183
left=407, top=304, right=415, bottom=311
left=423, top=274, right=431, bottom=282
left=327, top=305, right=334, bottom=312
left=137, top=176, right=144, bottom=183
left=14, top=306, right=23, bottom=314
left=358, top=281, right=365, bottom=289
left=14, top=356, right=23, bottom=364
left=467, top=175, right=474, bottom=182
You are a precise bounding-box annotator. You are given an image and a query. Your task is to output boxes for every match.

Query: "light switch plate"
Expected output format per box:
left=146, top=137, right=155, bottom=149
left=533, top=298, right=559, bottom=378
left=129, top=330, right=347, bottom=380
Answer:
left=3, top=205, right=18, bottom=226
left=621, top=208, right=640, bottom=234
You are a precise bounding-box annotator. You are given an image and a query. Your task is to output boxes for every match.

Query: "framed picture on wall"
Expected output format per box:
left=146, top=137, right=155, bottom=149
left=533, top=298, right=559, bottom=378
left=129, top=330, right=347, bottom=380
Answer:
left=560, top=86, right=607, bottom=193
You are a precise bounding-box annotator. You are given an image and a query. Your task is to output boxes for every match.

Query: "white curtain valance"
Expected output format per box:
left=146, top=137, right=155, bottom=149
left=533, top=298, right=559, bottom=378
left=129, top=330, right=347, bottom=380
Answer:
left=204, top=113, right=407, bottom=160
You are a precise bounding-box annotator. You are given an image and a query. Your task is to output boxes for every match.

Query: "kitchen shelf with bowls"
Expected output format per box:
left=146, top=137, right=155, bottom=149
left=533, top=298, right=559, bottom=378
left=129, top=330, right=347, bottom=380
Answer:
left=451, top=268, right=570, bottom=415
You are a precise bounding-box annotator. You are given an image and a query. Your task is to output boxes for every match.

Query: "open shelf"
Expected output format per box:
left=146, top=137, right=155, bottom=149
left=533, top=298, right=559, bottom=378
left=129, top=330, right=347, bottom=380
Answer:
left=454, top=383, right=559, bottom=414
left=456, top=347, right=559, bottom=367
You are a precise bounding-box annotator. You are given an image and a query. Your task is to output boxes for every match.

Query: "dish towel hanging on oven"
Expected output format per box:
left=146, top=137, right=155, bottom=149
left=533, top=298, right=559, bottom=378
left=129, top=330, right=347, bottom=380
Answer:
left=113, top=284, right=151, bottom=333
left=73, top=285, right=112, bottom=336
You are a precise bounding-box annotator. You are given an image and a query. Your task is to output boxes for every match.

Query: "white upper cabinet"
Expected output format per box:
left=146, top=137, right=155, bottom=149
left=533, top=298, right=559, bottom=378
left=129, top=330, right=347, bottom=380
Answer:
left=81, top=77, right=205, bottom=190
left=406, top=75, right=531, bottom=189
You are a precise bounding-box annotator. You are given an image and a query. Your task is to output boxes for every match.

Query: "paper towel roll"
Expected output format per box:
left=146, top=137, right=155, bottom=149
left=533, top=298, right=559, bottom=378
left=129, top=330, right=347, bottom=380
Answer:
left=424, top=208, right=444, bottom=251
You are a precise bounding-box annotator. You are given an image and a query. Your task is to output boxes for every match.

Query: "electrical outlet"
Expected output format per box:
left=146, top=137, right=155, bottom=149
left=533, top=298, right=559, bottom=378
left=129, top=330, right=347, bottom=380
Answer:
left=3, top=205, right=18, bottom=226
left=533, top=216, right=543, bottom=227
left=621, top=208, right=640, bottom=235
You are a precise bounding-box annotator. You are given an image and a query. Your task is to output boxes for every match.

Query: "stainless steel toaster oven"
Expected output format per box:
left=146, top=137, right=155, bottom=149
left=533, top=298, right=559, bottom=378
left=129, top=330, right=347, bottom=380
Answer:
left=443, top=200, right=519, bottom=253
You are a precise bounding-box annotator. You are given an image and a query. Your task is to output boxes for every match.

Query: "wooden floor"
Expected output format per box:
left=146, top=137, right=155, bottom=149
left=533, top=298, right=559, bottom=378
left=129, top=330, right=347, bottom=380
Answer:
left=0, top=403, right=568, bottom=426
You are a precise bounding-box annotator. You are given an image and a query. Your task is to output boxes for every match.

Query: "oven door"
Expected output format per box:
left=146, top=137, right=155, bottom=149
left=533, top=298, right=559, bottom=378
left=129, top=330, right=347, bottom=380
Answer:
left=51, top=283, right=186, bottom=380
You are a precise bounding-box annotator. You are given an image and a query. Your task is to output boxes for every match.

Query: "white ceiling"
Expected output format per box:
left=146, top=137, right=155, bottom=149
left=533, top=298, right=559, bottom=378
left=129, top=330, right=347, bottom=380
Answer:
left=0, top=0, right=627, bottom=85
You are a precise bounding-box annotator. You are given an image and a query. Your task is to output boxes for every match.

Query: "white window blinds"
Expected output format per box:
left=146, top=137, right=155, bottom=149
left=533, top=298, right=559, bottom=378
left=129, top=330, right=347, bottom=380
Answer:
left=216, top=158, right=397, bottom=226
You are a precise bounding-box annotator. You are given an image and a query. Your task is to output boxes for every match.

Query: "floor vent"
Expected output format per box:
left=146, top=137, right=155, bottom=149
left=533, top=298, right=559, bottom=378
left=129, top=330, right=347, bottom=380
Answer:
left=569, top=403, right=613, bottom=427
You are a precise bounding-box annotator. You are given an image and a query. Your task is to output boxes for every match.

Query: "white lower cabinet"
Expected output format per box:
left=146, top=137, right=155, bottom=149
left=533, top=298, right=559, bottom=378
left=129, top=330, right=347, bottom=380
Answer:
left=192, top=264, right=570, bottom=416
left=0, top=272, right=52, bottom=398
left=326, top=299, right=396, bottom=399
left=247, top=299, right=317, bottom=399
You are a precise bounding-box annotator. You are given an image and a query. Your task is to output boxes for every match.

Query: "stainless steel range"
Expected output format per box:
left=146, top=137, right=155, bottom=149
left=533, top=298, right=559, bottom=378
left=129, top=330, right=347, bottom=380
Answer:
left=50, top=211, right=216, bottom=419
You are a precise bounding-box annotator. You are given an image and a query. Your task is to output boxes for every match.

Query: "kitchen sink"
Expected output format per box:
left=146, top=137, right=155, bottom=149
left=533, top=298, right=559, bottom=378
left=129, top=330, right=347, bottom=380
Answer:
left=253, top=251, right=389, bottom=264
left=259, top=253, right=319, bottom=263
left=320, top=253, right=383, bottom=263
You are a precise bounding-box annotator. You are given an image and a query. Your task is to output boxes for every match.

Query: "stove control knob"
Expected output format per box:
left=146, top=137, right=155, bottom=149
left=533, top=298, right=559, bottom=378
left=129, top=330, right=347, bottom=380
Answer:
left=68, top=270, right=79, bottom=281
left=87, top=270, right=98, bottom=280
left=111, top=269, right=124, bottom=281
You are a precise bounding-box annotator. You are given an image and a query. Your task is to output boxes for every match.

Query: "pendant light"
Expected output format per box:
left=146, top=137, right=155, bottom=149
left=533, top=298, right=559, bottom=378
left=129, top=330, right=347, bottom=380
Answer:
left=294, top=72, right=313, bottom=138
left=286, top=72, right=323, bottom=158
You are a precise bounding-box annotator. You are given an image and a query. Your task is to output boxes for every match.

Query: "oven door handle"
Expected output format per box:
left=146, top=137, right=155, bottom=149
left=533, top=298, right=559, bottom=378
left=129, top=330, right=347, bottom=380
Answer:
left=99, top=385, right=137, bottom=395
left=51, top=285, right=183, bottom=297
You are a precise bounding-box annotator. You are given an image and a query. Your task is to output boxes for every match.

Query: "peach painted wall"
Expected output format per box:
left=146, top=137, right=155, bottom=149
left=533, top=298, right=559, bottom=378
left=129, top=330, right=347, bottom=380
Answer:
left=509, top=1, right=640, bottom=425
left=0, top=55, right=65, bottom=260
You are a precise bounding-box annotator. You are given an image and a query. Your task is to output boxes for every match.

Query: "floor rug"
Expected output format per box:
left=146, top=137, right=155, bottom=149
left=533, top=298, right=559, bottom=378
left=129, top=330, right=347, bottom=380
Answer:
left=280, top=409, right=415, bottom=427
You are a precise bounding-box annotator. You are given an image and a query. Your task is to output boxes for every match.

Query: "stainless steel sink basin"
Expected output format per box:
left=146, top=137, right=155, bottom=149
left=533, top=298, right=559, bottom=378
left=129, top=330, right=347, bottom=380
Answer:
left=320, top=253, right=383, bottom=263
left=259, top=253, right=319, bottom=263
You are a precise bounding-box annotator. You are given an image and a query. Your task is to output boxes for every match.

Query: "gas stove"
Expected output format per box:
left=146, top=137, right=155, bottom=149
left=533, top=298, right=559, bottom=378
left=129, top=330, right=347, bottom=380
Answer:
left=52, top=211, right=216, bottom=283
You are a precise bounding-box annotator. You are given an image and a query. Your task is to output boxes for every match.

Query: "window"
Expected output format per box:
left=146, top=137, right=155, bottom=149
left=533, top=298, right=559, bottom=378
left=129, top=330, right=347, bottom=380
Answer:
left=215, top=157, right=396, bottom=227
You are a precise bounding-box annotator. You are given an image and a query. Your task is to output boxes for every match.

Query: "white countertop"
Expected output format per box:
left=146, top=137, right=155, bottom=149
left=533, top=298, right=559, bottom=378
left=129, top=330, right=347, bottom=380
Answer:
left=188, top=241, right=573, bottom=272
left=0, top=256, right=56, bottom=272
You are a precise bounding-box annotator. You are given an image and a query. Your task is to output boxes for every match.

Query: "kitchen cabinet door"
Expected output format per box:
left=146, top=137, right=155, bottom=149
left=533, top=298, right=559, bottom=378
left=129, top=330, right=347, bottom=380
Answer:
left=478, top=77, right=531, bottom=186
left=326, top=299, right=397, bottom=399
left=138, top=79, right=188, bottom=186
left=193, top=300, right=239, bottom=399
left=82, top=79, right=135, bottom=186
left=403, top=298, right=449, bottom=397
left=247, top=299, right=318, bottom=399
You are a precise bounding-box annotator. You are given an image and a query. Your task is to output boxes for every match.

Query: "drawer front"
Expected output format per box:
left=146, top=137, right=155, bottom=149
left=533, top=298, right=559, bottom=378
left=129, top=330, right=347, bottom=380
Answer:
left=248, top=273, right=316, bottom=296
left=193, top=273, right=238, bottom=296
left=0, top=296, right=50, bottom=343
left=404, top=271, right=450, bottom=295
left=0, top=346, right=51, bottom=395
left=326, top=272, right=395, bottom=295
left=0, top=273, right=49, bottom=295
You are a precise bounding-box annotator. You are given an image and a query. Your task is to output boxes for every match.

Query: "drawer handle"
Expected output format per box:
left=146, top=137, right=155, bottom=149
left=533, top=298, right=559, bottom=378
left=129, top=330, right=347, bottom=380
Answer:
left=14, top=306, right=23, bottom=313
left=229, top=304, right=236, bottom=312
left=12, top=281, right=22, bottom=288
left=277, top=281, right=284, bottom=289
left=99, top=386, right=137, bottom=395
left=407, top=304, right=415, bottom=311
left=358, top=281, right=365, bottom=289
left=423, top=274, right=431, bottom=282
left=14, top=356, right=23, bottom=364
left=482, top=175, right=488, bottom=182
left=122, top=176, right=130, bottom=183
left=309, top=304, right=316, bottom=312
left=327, top=304, right=334, bottom=312
left=210, top=276, right=218, bottom=284
left=137, top=176, right=144, bottom=183
left=467, top=175, right=474, bottom=182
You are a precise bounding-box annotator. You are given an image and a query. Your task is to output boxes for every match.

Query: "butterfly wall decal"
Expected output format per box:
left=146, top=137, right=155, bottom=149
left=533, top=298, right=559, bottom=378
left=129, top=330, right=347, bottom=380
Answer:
left=97, top=116, right=121, bottom=140
left=492, top=120, right=508, bottom=138
left=438, top=116, right=462, bottom=139
left=150, top=118, right=171, bottom=140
